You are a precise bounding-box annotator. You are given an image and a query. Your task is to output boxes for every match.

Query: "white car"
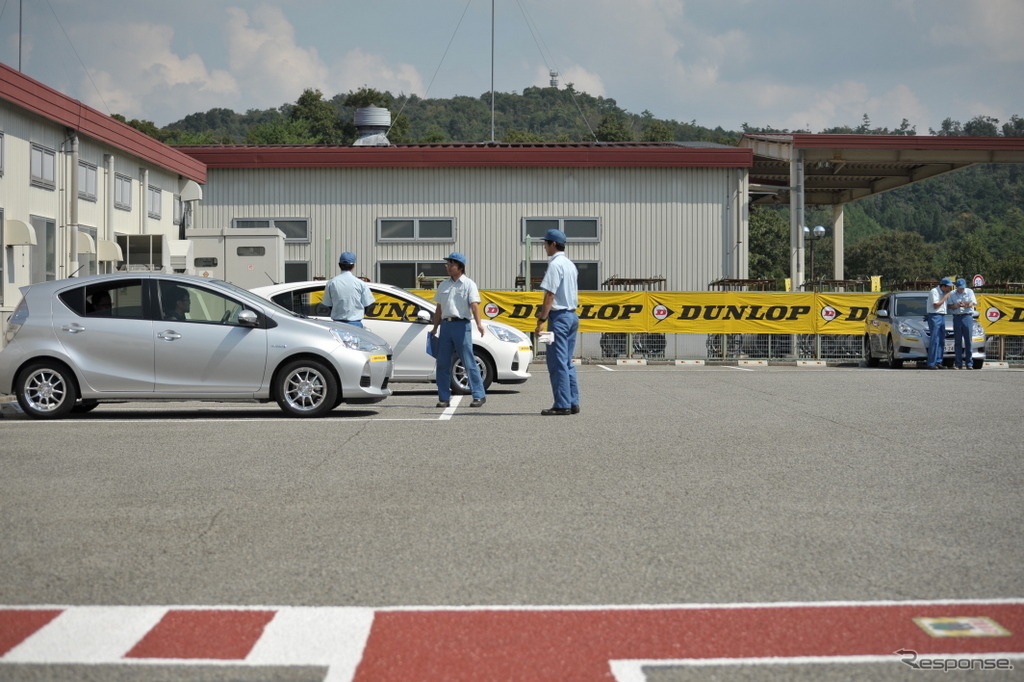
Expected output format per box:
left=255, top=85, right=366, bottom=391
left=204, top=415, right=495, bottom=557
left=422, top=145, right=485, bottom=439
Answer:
left=252, top=281, right=533, bottom=393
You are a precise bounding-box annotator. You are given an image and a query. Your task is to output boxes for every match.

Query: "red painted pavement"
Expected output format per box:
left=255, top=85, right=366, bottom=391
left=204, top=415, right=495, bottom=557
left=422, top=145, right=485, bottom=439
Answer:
left=355, top=604, right=1024, bottom=681
left=0, top=610, right=61, bottom=657
left=126, top=609, right=276, bottom=660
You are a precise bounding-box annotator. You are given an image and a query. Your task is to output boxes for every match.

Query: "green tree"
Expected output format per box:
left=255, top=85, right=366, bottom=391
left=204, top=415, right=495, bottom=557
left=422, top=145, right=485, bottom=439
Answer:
left=844, top=231, right=937, bottom=284
left=963, top=115, right=1000, bottom=137
left=595, top=114, right=633, bottom=141
left=245, top=118, right=315, bottom=144
left=748, top=207, right=790, bottom=281
left=290, top=88, right=343, bottom=144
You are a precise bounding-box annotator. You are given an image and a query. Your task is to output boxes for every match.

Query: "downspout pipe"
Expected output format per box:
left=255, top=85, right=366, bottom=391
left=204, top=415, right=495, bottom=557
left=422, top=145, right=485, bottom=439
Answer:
left=68, top=130, right=80, bottom=276
left=105, top=154, right=115, bottom=273
left=789, top=148, right=805, bottom=289
left=140, top=168, right=149, bottom=235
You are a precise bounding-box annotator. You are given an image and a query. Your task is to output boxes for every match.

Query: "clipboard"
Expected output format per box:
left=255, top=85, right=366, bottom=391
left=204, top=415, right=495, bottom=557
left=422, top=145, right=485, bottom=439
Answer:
left=426, top=330, right=439, bottom=357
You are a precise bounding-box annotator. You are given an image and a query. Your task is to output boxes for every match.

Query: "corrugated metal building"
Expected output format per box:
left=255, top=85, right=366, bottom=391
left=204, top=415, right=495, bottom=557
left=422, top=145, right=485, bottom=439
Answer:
left=180, top=143, right=753, bottom=291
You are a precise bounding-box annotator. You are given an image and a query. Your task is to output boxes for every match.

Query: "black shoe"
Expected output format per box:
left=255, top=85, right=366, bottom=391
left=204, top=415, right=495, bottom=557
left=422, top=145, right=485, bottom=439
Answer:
left=436, top=400, right=450, bottom=408
left=470, top=398, right=486, bottom=407
left=542, top=407, right=572, bottom=416
left=570, top=405, right=580, bottom=414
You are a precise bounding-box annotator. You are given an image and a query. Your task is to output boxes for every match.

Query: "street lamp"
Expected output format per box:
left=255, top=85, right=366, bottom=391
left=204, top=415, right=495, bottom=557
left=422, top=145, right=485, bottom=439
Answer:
left=803, top=225, right=827, bottom=288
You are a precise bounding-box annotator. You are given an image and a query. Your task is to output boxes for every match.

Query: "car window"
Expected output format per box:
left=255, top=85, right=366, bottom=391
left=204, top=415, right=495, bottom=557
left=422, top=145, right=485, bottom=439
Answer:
left=159, top=281, right=251, bottom=325
left=367, top=289, right=424, bottom=322
left=59, top=281, right=146, bottom=319
left=270, top=286, right=327, bottom=317
left=895, top=296, right=926, bottom=317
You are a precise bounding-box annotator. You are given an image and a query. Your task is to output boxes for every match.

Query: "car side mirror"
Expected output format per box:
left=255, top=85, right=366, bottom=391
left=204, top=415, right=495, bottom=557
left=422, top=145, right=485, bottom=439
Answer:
left=876, top=309, right=889, bottom=318
left=415, top=310, right=432, bottom=324
left=238, top=310, right=259, bottom=327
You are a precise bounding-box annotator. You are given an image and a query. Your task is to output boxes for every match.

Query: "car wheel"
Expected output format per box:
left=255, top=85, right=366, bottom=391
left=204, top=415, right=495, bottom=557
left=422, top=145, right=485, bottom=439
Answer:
left=886, top=336, right=904, bottom=369
left=15, top=361, right=77, bottom=419
left=451, top=349, right=494, bottom=395
left=864, top=336, right=880, bottom=367
left=275, top=359, right=338, bottom=417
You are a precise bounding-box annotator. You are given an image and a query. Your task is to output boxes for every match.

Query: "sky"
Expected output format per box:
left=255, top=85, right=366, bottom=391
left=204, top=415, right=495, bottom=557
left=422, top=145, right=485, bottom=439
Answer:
left=0, top=0, right=1020, bottom=136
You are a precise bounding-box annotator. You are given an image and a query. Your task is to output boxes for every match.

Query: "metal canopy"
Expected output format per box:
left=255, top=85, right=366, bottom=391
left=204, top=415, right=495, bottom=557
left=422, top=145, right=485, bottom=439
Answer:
left=742, top=133, right=1024, bottom=206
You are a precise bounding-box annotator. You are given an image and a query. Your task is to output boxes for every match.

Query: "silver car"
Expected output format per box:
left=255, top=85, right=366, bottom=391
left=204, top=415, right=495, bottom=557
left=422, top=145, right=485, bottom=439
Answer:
left=864, top=291, right=986, bottom=369
left=251, top=281, right=534, bottom=394
left=0, top=273, right=394, bottom=419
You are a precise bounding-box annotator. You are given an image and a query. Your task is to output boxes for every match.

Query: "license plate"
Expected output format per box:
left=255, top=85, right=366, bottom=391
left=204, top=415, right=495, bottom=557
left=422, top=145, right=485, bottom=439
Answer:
left=944, top=340, right=954, bottom=352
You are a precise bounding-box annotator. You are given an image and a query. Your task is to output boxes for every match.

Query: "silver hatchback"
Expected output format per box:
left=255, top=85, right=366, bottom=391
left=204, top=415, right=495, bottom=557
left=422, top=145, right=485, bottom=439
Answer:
left=0, top=273, right=394, bottom=418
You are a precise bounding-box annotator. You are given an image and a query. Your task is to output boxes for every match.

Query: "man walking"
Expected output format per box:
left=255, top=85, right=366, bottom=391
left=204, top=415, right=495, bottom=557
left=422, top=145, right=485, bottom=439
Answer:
left=926, top=276, right=954, bottom=369
left=949, top=277, right=978, bottom=369
left=323, top=251, right=374, bottom=327
left=534, top=228, right=580, bottom=415
left=430, top=252, right=486, bottom=408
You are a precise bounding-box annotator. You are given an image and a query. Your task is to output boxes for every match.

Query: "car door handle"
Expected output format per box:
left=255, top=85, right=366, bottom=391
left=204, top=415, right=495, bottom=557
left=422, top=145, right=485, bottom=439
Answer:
left=62, top=323, right=87, bottom=334
left=157, top=330, right=182, bottom=341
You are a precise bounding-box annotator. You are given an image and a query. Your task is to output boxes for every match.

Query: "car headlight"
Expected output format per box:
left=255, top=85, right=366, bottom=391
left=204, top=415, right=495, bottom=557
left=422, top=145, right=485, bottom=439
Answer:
left=897, top=319, right=926, bottom=336
left=487, top=324, right=527, bottom=344
left=972, top=322, right=985, bottom=337
left=330, top=327, right=388, bottom=353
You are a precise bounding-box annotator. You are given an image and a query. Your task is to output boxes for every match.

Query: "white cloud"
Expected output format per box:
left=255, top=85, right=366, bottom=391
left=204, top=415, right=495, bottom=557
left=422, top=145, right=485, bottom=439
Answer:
left=930, top=0, right=1024, bottom=62
left=332, top=48, right=424, bottom=98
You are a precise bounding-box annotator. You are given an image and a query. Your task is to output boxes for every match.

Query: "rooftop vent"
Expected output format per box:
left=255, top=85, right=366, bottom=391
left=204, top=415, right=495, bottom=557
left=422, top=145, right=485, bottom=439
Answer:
left=353, top=106, right=391, bottom=147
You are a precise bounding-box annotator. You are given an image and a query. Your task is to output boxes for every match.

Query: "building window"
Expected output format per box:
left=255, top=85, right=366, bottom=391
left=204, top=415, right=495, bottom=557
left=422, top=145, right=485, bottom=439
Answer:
left=114, top=174, right=132, bottom=210
left=78, top=162, right=98, bottom=201
left=378, top=261, right=448, bottom=289
left=284, top=261, right=310, bottom=283
left=30, top=144, right=56, bottom=190
left=525, top=260, right=600, bottom=291
left=30, top=215, right=57, bottom=282
left=147, top=186, right=162, bottom=219
left=377, top=218, right=455, bottom=242
left=522, top=217, right=600, bottom=243
left=233, top=218, right=309, bottom=243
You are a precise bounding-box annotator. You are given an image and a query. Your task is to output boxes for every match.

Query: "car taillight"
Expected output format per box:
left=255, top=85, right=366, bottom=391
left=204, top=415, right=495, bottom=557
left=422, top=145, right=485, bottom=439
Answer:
left=4, top=300, right=28, bottom=344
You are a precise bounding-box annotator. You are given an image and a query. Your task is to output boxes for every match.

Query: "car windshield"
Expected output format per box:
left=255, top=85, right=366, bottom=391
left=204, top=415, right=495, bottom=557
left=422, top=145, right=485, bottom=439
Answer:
left=894, top=296, right=927, bottom=317
left=207, top=278, right=299, bottom=317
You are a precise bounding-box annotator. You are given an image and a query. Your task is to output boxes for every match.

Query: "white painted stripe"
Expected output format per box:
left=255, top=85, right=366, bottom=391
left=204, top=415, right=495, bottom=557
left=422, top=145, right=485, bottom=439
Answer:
left=5, top=606, right=167, bottom=663
left=610, top=652, right=1024, bottom=681
left=597, top=365, right=616, bottom=371
left=247, top=607, right=374, bottom=682
left=439, top=395, right=462, bottom=420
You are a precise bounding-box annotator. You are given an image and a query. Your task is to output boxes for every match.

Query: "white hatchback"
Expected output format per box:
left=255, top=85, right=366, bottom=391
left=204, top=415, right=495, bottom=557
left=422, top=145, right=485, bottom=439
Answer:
left=252, top=281, right=534, bottom=393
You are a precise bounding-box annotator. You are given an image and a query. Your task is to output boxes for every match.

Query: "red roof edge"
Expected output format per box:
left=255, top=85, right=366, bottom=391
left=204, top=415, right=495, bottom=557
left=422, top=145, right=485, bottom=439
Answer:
left=0, top=62, right=206, bottom=183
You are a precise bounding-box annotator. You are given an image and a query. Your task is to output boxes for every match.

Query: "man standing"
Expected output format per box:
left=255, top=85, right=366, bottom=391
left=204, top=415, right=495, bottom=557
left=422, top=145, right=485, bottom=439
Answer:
left=323, top=251, right=374, bottom=327
left=430, top=252, right=486, bottom=408
left=534, top=228, right=580, bottom=415
left=926, top=276, right=954, bottom=369
left=949, top=277, right=979, bottom=369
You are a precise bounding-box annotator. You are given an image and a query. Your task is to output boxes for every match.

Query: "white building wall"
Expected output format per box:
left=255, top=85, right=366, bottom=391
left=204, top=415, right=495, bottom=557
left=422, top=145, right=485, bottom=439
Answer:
left=193, top=165, right=748, bottom=291
left=0, top=100, right=186, bottom=309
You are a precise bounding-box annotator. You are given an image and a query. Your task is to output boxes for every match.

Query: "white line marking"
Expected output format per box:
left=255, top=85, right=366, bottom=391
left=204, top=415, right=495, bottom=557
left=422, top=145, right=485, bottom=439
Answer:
left=5, top=606, right=167, bottom=663
left=597, top=365, right=616, bottom=371
left=724, top=364, right=754, bottom=371
left=439, top=395, right=462, bottom=420
left=248, top=607, right=374, bottom=682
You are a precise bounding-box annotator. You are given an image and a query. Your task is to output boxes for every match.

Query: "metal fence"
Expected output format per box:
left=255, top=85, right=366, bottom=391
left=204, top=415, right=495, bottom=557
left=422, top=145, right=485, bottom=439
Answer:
left=570, top=332, right=1024, bottom=364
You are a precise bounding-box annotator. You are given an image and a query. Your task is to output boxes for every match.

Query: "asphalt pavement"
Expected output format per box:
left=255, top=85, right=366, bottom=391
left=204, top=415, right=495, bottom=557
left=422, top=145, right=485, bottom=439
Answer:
left=1, top=364, right=1022, bottom=680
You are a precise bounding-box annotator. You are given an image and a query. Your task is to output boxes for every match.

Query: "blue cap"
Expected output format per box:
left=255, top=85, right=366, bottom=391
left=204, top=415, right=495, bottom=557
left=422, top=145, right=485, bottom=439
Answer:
left=339, top=251, right=357, bottom=265
left=544, top=228, right=567, bottom=244
left=445, top=251, right=467, bottom=267
left=940, top=277, right=954, bottom=286
left=956, top=278, right=967, bottom=288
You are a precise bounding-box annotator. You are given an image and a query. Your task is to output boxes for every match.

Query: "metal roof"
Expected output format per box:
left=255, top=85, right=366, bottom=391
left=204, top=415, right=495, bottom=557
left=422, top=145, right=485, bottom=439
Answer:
left=742, top=133, right=1024, bottom=206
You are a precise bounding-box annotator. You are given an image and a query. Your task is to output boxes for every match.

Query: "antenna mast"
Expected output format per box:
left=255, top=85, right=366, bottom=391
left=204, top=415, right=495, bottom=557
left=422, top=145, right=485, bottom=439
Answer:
left=490, top=0, right=495, bottom=142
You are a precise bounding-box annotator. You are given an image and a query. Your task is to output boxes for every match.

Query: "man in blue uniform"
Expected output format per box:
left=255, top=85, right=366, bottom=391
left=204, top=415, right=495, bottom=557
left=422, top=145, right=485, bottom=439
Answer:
left=534, top=229, right=580, bottom=415
left=430, top=252, right=486, bottom=408
left=323, top=251, right=374, bottom=327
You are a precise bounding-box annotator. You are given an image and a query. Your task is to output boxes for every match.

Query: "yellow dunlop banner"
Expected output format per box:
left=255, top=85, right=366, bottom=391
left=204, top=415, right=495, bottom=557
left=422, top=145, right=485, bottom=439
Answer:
left=978, top=295, right=1024, bottom=335
left=417, top=289, right=1024, bottom=335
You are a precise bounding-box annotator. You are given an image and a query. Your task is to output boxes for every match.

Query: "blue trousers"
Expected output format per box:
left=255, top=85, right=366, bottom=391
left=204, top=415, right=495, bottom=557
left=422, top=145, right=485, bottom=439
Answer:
left=952, top=314, right=973, bottom=367
left=546, top=309, right=580, bottom=409
left=435, top=319, right=485, bottom=401
left=925, top=313, right=946, bottom=367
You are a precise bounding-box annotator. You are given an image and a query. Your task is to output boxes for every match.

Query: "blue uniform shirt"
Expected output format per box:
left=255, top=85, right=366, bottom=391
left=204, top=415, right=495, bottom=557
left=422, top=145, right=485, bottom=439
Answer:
left=540, top=252, right=578, bottom=310
left=322, top=271, right=374, bottom=321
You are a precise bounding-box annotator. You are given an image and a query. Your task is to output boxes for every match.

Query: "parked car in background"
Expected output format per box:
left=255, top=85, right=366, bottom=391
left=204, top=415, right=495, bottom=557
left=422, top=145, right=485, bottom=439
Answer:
left=0, top=274, right=393, bottom=419
left=251, top=281, right=533, bottom=394
left=864, top=291, right=985, bottom=369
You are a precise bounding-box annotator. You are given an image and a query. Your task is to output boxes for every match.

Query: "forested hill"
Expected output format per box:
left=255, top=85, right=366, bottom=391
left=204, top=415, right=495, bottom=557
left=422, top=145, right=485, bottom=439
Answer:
left=115, top=85, right=1024, bottom=286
